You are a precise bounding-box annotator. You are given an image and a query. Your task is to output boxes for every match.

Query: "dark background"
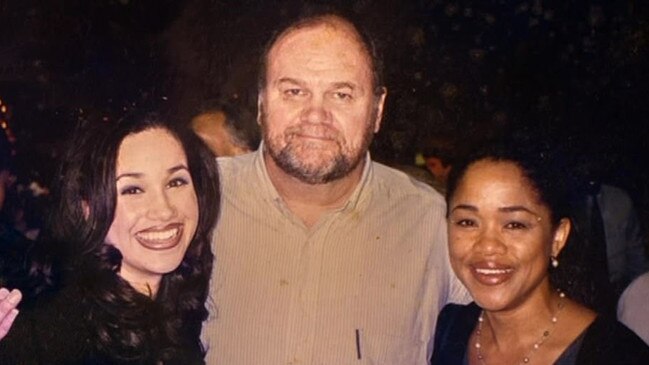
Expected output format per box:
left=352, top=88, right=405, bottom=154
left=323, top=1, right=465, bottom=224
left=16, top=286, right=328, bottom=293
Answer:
left=1, top=0, right=648, bottom=240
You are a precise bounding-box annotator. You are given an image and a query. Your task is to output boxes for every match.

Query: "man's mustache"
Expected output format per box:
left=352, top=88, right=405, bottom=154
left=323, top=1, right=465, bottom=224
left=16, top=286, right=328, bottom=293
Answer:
left=284, top=124, right=343, bottom=144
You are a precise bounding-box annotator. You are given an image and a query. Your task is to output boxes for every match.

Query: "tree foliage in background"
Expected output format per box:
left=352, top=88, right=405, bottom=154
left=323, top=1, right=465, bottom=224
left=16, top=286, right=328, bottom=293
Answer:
left=1, top=0, right=648, bottom=233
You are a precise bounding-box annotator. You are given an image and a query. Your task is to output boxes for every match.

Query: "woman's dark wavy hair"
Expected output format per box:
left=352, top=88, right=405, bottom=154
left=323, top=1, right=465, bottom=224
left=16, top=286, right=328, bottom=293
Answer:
left=445, top=132, right=600, bottom=311
left=36, top=110, right=219, bottom=363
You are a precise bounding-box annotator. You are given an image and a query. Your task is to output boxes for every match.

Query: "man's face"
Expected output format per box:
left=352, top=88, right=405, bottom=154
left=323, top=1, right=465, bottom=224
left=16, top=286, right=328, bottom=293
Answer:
left=259, top=20, right=385, bottom=184
left=425, top=156, right=452, bottom=184
left=0, top=170, right=13, bottom=209
left=191, top=111, right=250, bottom=157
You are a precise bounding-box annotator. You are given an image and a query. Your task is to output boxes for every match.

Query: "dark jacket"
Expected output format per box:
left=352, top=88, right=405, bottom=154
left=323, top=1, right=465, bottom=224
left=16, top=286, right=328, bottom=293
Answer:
left=0, top=240, right=204, bottom=365
left=0, top=280, right=100, bottom=365
left=431, top=303, right=649, bottom=365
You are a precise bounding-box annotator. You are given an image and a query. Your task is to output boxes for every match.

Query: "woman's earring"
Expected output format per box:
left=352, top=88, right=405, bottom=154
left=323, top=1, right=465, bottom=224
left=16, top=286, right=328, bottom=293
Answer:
left=551, top=256, right=559, bottom=268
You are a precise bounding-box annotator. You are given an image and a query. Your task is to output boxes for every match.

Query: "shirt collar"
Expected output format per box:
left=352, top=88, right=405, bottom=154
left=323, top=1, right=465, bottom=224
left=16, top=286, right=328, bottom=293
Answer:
left=252, top=141, right=373, bottom=214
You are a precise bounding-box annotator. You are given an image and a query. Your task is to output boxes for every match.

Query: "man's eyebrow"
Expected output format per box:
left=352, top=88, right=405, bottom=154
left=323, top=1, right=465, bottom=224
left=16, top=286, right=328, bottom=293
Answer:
left=277, top=77, right=304, bottom=86
left=331, top=81, right=356, bottom=90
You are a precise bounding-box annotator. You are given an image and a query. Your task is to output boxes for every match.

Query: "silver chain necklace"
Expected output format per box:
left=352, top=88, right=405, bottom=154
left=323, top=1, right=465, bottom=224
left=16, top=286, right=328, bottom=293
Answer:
left=473, top=290, right=566, bottom=365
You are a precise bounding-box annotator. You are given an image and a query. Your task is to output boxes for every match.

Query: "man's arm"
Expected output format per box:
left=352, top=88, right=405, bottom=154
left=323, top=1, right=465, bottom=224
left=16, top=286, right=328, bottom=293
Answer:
left=0, top=288, right=21, bottom=340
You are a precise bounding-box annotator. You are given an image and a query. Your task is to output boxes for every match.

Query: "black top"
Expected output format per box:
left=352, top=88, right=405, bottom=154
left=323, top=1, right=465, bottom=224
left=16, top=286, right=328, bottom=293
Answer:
left=0, top=240, right=204, bottom=365
left=431, top=302, right=649, bottom=365
left=0, top=279, right=101, bottom=364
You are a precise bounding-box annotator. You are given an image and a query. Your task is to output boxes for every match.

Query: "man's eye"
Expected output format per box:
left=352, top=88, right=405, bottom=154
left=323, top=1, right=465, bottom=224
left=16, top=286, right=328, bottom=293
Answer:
left=284, top=89, right=304, bottom=96
left=120, top=186, right=143, bottom=195
left=333, top=92, right=352, bottom=100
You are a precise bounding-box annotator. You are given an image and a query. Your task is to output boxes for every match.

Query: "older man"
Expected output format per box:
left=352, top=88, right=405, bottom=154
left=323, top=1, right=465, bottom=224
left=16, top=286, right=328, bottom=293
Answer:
left=201, top=13, right=469, bottom=364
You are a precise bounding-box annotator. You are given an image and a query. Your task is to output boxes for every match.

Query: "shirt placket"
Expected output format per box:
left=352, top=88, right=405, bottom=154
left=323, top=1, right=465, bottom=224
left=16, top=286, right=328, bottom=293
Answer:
left=284, top=215, right=337, bottom=365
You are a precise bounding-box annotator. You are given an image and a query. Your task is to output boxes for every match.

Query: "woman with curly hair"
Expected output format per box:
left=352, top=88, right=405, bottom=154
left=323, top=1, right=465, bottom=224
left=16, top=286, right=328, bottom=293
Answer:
left=0, top=109, right=219, bottom=364
left=430, top=134, right=649, bottom=364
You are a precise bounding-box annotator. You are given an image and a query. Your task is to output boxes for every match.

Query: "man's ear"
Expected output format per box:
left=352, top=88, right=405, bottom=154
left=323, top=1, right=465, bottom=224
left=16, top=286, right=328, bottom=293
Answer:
left=551, top=218, right=571, bottom=257
left=81, top=200, right=90, bottom=220
left=257, top=93, right=264, bottom=126
left=373, top=87, right=387, bottom=133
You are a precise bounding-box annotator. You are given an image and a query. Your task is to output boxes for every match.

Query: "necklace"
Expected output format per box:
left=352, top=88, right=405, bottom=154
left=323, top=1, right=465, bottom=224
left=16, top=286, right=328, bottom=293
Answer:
left=473, top=290, right=566, bottom=365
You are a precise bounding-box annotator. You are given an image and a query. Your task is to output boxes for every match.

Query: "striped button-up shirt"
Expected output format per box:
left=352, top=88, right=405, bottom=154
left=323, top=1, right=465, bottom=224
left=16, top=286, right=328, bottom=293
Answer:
left=201, top=148, right=470, bottom=365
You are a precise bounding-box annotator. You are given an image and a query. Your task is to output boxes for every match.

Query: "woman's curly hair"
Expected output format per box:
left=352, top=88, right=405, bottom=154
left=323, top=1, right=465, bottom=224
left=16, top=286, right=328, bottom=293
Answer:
left=18, top=109, right=219, bottom=363
left=445, top=131, right=603, bottom=312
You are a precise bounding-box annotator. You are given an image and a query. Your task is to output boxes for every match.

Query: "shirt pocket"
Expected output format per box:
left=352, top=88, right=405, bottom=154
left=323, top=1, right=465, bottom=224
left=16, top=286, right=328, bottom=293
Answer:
left=357, top=328, right=426, bottom=365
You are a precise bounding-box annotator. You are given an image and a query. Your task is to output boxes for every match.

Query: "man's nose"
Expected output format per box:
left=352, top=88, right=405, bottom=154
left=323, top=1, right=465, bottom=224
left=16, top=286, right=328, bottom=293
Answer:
left=301, top=94, right=331, bottom=124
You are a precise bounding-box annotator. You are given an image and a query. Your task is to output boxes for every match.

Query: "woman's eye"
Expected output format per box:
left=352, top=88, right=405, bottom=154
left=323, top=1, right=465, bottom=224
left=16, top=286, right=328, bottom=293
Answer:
left=167, top=177, right=189, bottom=188
left=454, top=219, right=476, bottom=227
left=120, top=186, right=143, bottom=195
left=505, top=221, right=527, bottom=230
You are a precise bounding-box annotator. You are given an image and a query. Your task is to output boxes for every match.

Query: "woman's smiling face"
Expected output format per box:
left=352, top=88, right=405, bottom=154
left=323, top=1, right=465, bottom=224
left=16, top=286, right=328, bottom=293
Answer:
left=447, top=159, right=569, bottom=312
left=105, top=127, right=199, bottom=294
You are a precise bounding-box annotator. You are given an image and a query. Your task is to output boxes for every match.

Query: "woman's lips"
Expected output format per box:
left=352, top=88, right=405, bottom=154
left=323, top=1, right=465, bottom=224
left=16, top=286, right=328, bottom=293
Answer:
left=135, top=223, right=183, bottom=251
left=470, top=261, right=515, bottom=286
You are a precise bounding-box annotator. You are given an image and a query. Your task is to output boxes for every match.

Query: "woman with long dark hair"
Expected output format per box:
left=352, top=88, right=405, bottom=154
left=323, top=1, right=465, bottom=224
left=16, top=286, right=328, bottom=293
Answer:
left=0, top=110, right=219, bottom=364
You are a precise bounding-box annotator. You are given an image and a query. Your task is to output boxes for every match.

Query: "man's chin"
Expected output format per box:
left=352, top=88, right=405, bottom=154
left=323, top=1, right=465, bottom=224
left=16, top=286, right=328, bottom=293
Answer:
left=267, top=142, right=366, bottom=184
left=282, top=162, right=340, bottom=184
left=277, top=158, right=346, bottom=184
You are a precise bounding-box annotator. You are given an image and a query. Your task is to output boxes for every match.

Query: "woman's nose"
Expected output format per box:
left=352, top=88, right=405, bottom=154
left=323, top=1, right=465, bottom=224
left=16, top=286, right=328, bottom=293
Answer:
left=474, top=226, right=506, bottom=254
left=147, top=192, right=177, bottom=221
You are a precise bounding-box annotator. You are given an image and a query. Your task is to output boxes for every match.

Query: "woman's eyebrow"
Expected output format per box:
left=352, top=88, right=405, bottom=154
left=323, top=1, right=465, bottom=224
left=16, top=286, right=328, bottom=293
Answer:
left=498, top=205, right=537, bottom=215
left=450, top=204, right=477, bottom=213
left=168, top=164, right=189, bottom=174
left=115, top=172, right=142, bottom=181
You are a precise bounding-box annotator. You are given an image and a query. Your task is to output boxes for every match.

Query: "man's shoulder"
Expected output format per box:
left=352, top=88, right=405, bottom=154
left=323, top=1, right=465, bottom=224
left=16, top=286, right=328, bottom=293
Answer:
left=216, top=152, right=257, bottom=183
left=620, top=272, right=649, bottom=301
left=600, top=183, right=630, bottom=199
left=217, top=152, right=255, bottom=171
left=371, top=161, right=445, bottom=206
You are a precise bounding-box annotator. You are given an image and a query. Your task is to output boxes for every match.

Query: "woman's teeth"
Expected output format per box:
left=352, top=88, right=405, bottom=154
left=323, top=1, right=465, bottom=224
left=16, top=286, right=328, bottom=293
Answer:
left=136, top=227, right=179, bottom=241
left=475, top=268, right=513, bottom=275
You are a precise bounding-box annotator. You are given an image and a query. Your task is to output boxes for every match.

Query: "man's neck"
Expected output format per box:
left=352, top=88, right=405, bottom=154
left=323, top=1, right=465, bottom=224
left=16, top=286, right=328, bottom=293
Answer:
left=264, top=153, right=366, bottom=228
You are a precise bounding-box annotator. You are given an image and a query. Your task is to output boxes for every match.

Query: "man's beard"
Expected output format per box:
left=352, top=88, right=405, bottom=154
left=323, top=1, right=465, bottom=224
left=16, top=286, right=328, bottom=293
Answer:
left=260, top=107, right=377, bottom=185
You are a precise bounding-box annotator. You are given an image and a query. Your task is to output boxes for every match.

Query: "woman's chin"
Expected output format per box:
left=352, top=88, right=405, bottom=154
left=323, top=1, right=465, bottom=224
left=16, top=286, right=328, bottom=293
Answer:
left=469, top=286, right=516, bottom=312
